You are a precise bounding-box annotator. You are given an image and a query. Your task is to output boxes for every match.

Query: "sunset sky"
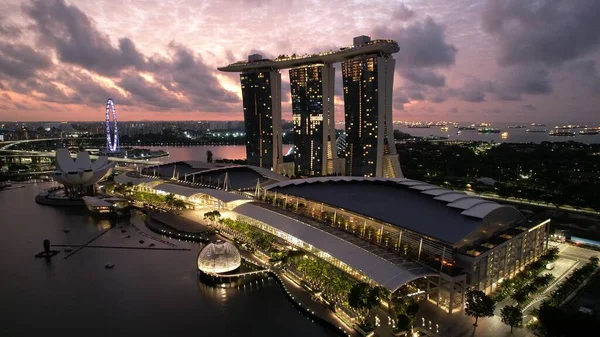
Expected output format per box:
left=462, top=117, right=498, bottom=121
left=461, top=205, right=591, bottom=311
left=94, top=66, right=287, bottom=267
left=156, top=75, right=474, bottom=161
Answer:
left=0, top=0, right=599, bottom=123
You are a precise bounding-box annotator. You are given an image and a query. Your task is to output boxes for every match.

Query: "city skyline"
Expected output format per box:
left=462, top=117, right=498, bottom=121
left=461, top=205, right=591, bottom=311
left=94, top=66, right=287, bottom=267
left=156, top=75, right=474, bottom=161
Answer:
left=1, top=0, right=600, bottom=123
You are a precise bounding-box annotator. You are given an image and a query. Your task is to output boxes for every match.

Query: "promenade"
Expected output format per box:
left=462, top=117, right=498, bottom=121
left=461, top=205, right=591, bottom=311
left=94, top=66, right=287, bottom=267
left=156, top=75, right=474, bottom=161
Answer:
left=147, top=208, right=359, bottom=337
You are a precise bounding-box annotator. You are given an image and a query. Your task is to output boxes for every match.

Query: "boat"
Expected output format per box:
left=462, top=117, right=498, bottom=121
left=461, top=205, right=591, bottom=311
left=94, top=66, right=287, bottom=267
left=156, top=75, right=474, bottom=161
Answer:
left=105, top=262, right=115, bottom=269
left=579, top=129, right=599, bottom=135
left=458, top=126, right=476, bottom=131
left=63, top=228, right=70, bottom=233
left=441, top=126, right=449, bottom=132
left=526, top=128, right=547, bottom=133
left=501, top=132, right=509, bottom=139
left=555, top=124, right=585, bottom=130
left=549, top=130, right=575, bottom=137
left=530, top=123, right=546, bottom=127
left=508, top=125, right=527, bottom=129
left=478, top=128, right=501, bottom=134
left=0, top=181, right=12, bottom=190
left=407, top=124, right=430, bottom=128
left=456, top=131, right=462, bottom=135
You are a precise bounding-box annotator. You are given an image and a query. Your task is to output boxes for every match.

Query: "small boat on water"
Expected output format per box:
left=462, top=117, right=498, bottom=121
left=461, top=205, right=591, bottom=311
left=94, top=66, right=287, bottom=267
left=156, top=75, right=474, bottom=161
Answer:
left=63, top=228, right=70, bottom=233
left=526, top=128, right=547, bottom=133
left=105, top=262, right=115, bottom=269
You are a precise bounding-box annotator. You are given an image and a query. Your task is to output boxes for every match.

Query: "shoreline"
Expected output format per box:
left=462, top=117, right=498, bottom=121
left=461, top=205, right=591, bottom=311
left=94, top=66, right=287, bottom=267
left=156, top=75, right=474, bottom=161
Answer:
left=143, top=208, right=358, bottom=337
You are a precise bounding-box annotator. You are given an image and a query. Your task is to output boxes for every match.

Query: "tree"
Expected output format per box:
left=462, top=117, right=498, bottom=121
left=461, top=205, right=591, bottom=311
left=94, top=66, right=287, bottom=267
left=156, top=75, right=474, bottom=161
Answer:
left=203, top=210, right=221, bottom=226
left=172, top=199, right=186, bottom=210
left=348, top=282, right=370, bottom=311
left=501, top=305, right=522, bottom=333
left=406, top=302, right=419, bottom=317
left=206, top=150, right=213, bottom=163
left=366, top=286, right=386, bottom=310
left=465, top=289, right=495, bottom=326
left=396, top=314, right=411, bottom=331
left=164, top=193, right=175, bottom=206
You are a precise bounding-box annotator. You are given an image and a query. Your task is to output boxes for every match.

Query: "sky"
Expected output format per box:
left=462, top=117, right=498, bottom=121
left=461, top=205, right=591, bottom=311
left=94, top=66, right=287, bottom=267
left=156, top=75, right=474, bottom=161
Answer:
left=0, top=0, right=599, bottom=123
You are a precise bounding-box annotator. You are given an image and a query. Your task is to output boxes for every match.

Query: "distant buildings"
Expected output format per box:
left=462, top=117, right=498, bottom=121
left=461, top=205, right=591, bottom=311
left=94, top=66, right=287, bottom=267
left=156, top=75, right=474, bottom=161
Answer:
left=219, top=35, right=403, bottom=178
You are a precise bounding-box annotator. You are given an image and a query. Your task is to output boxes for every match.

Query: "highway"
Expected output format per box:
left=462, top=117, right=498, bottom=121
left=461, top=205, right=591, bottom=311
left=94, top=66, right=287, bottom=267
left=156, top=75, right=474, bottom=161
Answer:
left=1, top=138, right=161, bottom=165
left=467, top=191, right=600, bottom=216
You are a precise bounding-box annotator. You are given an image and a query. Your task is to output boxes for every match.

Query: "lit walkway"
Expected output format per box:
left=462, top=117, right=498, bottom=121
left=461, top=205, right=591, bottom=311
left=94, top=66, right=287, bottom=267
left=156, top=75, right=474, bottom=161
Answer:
left=274, top=270, right=359, bottom=337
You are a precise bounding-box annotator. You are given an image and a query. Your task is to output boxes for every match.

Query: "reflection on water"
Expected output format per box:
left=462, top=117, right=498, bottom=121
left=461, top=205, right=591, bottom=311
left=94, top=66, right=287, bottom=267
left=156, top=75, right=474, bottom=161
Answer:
left=96, top=219, right=112, bottom=231
left=139, top=145, right=293, bottom=163
left=0, top=183, right=338, bottom=337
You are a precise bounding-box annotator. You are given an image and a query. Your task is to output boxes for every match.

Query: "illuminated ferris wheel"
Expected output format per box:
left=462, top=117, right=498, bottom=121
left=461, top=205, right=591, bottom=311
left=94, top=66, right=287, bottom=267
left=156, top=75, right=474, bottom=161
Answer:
left=105, top=99, right=119, bottom=153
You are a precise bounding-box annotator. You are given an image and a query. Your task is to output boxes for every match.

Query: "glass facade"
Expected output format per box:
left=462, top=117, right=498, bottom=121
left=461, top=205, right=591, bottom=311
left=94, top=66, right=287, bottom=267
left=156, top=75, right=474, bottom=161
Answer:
left=342, top=56, right=378, bottom=177
left=342, top=54, right=400, bottom=177
left=289, top=65, right=334, bottom=176
left=240, top=71, right=282, bottom=171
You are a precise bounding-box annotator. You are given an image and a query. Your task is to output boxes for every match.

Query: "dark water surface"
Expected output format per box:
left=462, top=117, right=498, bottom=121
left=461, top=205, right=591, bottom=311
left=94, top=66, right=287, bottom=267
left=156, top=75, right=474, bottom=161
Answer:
left=0, top=183, right=336, bottom=337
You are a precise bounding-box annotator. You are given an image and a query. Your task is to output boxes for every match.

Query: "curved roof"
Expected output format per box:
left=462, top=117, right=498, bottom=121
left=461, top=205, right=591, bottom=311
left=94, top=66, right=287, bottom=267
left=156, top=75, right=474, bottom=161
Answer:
left=186, top=164, right=289, bottom=190
left=153, top=183, right=250, bottom=204
left=421, top=188, right=454, bottom=196
left=197, top=241, right=241, bottom=274
left=447, top=197, right=493, bottom=210
left=53, top=149, right=115, bottom=186
left=233, top=203, right=437, bottom=291
left=190, top=165, right=287, bottom=182
left=264, top=177, right=524, bottom=245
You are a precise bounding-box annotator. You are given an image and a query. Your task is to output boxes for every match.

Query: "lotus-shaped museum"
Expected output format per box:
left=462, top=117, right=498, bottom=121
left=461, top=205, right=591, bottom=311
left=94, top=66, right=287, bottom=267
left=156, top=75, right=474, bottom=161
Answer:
left=197, top=241, right=241, bottom=274
left=52, top=148, right=115, bottom=197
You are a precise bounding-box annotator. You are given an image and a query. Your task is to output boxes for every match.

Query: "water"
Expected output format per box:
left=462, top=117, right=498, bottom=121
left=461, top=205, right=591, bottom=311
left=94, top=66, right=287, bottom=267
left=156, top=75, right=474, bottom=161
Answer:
left=0, top=183, right=337, bottom=337
left=140, top=145, right=293, bottom=164
left=395, top=122, right=600, bottom=144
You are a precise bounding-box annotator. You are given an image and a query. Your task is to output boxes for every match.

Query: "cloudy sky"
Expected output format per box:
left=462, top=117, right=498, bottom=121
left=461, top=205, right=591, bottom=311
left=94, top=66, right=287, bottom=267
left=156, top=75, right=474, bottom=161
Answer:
left=0, top=0, right=599, bottom=122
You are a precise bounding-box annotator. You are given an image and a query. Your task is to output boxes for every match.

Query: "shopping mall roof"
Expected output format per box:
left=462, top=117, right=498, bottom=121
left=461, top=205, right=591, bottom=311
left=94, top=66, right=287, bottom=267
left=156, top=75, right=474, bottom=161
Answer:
left=264, top=177, right=524, bottom=246
left=232, top=203, right=437, bottom=291
left=187, top=165, right=288, bottom=190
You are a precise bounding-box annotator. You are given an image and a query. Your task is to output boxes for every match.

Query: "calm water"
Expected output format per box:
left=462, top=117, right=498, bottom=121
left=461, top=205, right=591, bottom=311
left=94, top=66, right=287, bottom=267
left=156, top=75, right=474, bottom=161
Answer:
left=0, top=183, right=336, bottom=337
left=395, top=122, right=600, bottom=144
left=146, top=145, right=293, bottom=164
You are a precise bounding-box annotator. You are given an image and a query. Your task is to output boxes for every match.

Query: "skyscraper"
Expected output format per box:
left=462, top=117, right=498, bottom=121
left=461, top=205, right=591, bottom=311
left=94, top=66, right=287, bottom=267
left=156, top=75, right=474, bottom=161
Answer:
left=240, top=67, right=282, bottom=171
left=289, top=64, right=337, bottom=176
left=342, top=36, right=402, bottom=178
left=219, top=36, right=401, bottom=178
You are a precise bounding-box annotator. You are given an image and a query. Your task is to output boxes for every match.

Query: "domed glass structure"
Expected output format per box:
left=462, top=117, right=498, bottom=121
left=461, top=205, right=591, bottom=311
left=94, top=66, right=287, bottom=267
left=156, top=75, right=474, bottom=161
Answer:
left=197, top=241, right=241, bottom=274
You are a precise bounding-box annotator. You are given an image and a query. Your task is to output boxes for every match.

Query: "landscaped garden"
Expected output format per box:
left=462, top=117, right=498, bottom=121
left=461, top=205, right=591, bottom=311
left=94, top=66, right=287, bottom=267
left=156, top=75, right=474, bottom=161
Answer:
left=492, top=247, right=559, bottom=305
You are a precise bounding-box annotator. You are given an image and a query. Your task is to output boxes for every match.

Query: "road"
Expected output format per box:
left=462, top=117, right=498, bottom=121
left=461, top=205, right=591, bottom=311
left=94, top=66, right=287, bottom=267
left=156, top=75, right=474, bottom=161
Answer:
left=415, top=242, right=599, bottom=337
left=467, top=191, right=600, bottom=217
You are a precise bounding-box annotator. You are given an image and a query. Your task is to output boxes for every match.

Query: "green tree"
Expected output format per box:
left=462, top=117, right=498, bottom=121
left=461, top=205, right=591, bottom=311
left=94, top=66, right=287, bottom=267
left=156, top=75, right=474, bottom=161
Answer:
left=465, top=289, right=495, bottom=326
left=501, top=305, right=522, bottom=333
left=172, top=199, right=186, bottom=210
left=348, top=282, right=370, bottom=311
left=367, top=286, right=387, bottom=311
left=396, top=314, right=411, bottom=331
left=164, top=193, right=175, bottom=206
